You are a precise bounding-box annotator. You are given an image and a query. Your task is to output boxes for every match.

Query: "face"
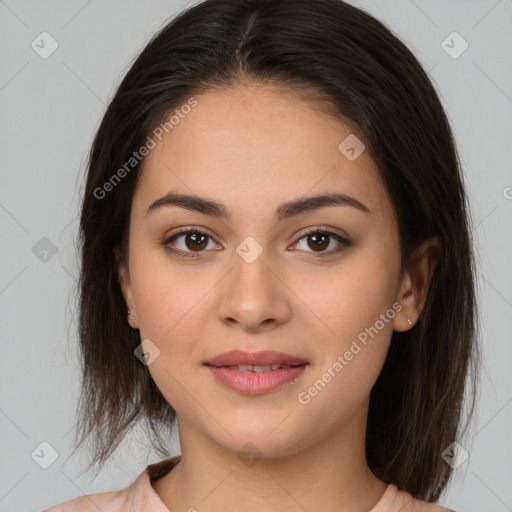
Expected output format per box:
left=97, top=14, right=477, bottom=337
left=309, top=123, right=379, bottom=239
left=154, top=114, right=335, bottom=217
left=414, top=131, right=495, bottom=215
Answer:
left=118, top=84, right=411, bottom=458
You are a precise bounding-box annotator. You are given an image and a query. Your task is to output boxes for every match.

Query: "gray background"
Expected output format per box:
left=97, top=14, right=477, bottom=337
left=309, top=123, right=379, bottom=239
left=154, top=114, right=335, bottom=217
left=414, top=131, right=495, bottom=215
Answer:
left=0, top=0, right=511, bottom=511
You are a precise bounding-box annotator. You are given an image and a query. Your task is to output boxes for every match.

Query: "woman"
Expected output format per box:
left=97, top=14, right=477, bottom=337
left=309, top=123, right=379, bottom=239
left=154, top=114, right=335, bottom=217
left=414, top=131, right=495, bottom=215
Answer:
left=45, top=0, right=478, bottom=510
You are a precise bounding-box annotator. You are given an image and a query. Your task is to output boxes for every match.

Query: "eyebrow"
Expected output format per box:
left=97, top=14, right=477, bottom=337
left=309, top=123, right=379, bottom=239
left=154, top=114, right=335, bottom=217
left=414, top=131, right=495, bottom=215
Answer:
left=145, top=190, right=370, bottom=222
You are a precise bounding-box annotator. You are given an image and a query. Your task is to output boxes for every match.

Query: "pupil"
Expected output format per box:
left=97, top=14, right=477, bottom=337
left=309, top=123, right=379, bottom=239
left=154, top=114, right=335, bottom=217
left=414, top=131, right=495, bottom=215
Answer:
left=186, top=232, right=207, bottom=251
left=308, top=233, right=328, bottom=251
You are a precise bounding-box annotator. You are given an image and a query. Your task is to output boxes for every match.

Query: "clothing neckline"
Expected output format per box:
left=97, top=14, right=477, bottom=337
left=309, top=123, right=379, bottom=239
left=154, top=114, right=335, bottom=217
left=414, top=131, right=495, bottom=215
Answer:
left=142, top=455, right=398, bottom=511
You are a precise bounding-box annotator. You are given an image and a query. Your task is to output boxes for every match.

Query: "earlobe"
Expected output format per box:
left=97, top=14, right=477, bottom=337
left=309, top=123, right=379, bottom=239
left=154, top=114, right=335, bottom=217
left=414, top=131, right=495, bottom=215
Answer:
left=393, top=235, right=442, bottom=332
left=393, top=273, right=415, bottom=332
left=114, top=248, right=138, bottom=328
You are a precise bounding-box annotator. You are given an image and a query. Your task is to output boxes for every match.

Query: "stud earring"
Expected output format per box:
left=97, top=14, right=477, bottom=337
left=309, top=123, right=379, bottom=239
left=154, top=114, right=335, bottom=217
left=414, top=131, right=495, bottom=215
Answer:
left=127, top=309, right=135, bottom=320
left=399, top=303, right=413, bottom=326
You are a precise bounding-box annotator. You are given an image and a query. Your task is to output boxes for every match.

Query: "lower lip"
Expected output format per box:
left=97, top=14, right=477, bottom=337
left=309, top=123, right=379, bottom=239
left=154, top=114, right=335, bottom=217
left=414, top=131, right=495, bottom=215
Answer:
left=205, top=364, right=308, bottom=395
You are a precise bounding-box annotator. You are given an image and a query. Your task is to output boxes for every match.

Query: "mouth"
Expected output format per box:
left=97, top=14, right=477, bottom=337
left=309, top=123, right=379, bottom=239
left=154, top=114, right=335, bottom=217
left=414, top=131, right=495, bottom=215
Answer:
left=207, top=363, right=306, bottom=372
left=204, top=349, right=308, bottom=367
left=204, top=350, right=309, bottom=395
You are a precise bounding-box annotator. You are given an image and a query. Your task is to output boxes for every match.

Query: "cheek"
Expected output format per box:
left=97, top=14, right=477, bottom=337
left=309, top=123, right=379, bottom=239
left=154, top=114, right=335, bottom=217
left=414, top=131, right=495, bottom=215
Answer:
left=289, top=249, right=399, bottom=402
left=291, top=249, right=399, bottom=343
left=129, top=240, right=211, bottom=337
left=295, top=296, right=395, bottom=419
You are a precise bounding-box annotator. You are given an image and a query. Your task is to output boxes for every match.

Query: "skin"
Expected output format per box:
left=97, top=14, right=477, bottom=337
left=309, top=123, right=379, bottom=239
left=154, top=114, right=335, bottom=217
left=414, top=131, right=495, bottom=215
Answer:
left=117, top=83, right=441, bottom=512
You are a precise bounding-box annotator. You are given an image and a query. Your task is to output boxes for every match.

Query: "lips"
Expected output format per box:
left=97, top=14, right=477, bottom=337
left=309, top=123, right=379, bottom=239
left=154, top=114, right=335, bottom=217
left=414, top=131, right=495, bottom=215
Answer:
left=223, top=364, right=296, bottom=372
left=204, top=349, right=308, bottom=368
left=204, top=350, right=309, bottom=395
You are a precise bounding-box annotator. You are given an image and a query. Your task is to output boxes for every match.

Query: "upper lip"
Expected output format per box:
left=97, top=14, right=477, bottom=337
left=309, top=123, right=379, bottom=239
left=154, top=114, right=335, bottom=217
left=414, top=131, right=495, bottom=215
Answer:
left=204, top=350, right=308, bottom=367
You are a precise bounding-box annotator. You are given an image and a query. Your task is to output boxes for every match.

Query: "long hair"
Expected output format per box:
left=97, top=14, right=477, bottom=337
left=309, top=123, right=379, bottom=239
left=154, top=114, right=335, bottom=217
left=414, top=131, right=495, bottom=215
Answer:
left=72, top=0, right=480, bottom=502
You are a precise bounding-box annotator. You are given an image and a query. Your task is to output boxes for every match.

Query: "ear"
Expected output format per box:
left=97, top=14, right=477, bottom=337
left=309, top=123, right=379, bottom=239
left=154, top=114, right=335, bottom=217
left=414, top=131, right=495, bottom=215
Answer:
left=393, top=235, right=442, bottom=332
left=114, top=247, right=139, bottom=329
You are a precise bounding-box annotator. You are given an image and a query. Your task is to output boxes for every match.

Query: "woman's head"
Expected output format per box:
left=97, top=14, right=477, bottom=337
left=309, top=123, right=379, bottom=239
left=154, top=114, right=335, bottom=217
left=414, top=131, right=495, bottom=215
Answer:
left=74, top=0, right=479, bottom=502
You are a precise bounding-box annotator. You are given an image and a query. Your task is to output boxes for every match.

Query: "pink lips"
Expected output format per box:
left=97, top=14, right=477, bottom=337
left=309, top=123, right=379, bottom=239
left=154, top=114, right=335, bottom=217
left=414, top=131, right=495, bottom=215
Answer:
left=204, top=350, right=309, bottom=395
left=204, top=349, right=308, bottom=367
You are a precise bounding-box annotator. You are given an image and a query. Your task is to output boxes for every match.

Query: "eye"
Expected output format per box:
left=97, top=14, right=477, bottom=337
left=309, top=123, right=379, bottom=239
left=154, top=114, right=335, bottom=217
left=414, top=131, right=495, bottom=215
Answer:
left=291, top=228, right=351, bottom=258
left=163, top=227, right=220, bottom=259
left=163, top=226, right=351, bottom=260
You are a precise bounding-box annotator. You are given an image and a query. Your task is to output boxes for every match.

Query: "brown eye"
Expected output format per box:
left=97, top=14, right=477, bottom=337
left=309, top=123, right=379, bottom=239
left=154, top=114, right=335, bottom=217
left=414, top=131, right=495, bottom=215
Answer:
left=293, top=229, right=351, bottom=258
left=306, top=232, right=330, bottom=251
left=183, top=232, right=208, bottom=251
left=164, top=228, right=220, bottom=258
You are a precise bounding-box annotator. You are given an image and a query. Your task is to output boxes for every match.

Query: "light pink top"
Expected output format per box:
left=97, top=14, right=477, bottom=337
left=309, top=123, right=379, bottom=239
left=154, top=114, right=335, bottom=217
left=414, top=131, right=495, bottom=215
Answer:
left=44, top=455, right=457, bottom=511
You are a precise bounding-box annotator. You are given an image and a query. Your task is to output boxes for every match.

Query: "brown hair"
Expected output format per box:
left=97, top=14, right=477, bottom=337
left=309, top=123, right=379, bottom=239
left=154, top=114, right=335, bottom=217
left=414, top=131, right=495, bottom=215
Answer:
left=72, top=0, right=480, bottom=502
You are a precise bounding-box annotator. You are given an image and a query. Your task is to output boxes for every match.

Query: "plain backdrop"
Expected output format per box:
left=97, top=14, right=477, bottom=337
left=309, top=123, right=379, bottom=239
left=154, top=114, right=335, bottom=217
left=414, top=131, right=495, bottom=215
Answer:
left=0, top=1, right=511, bottom=511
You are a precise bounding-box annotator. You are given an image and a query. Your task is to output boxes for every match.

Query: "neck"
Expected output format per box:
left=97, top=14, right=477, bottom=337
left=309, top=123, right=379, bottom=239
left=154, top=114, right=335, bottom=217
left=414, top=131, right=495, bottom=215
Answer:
left=152, top=406, right=388, bottom=512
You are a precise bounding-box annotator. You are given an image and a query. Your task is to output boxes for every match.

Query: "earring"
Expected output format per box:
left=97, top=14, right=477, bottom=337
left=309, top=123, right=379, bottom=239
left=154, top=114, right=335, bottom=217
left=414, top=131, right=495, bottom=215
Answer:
left=407, top=317, right=413, bottom=326
left=127, top=309, right=135, bottom=319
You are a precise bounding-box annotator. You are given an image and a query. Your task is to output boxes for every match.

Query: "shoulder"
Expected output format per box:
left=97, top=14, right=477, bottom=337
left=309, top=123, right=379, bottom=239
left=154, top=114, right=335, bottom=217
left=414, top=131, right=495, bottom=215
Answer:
left=43, top=472, right=145, bottom=512
left=372, top=483, right=458, bottom=512
left=398, top=488, right=458, bottom=512
left=42, top=456, right=181, bottom=512
left=44, top=493, right=122, bottom=511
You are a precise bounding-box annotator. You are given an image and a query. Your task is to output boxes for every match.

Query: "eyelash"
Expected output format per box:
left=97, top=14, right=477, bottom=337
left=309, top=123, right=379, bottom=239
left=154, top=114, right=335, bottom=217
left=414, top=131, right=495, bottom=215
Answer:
left=162, top=226, right=351, bottom=260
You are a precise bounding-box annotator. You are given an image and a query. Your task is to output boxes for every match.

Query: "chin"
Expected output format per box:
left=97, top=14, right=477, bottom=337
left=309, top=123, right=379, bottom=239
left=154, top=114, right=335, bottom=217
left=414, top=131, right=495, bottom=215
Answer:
left=197, top=411, right=314, bottom=460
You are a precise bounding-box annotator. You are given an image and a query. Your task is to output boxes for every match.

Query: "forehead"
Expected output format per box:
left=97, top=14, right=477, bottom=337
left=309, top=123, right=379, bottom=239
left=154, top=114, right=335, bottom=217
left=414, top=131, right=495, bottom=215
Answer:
left=133, top=85, right=394, bottom=225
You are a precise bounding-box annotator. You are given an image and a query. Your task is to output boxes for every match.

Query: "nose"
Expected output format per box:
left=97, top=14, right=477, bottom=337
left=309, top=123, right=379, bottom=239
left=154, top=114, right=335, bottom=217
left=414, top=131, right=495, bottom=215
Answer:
left=215, top=245, right=292, bottom=333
